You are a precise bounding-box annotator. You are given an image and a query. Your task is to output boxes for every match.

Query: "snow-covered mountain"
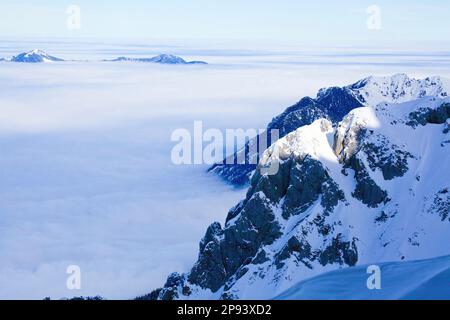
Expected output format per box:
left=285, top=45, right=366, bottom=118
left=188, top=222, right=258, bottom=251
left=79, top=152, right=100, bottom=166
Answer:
left=210, top=74, right=450, bottom=186
left=151, top=82, right=450, bottom=300
left=2, top=49, right=64, bottom=63
left=108, top=54, right=207, bottom=65
left=348, top=73, right=449, bottom=106
left=0, top=51, right=206, bottom=64
left=275, top=255, right=450, bottom=300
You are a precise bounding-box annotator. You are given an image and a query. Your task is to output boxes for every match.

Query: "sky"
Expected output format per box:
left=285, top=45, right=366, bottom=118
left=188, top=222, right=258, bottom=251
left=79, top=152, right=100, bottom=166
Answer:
left=0, top=0, right=449, bottom=47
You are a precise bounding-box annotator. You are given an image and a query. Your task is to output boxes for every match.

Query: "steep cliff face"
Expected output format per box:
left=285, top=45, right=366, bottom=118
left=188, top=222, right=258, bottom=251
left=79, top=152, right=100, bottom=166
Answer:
left=152, top=94, right=450, bottom=300
left=210, top=74, right=450, bottom=186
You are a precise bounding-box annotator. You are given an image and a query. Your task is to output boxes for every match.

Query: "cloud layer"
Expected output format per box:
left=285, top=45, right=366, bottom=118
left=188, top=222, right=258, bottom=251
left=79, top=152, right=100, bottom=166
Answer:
left=1, top=44, right=450, bottom=299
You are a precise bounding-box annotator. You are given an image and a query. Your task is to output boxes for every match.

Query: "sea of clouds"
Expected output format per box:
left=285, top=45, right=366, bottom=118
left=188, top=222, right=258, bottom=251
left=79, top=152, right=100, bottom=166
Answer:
left=0, top=41, right=450, bottom=299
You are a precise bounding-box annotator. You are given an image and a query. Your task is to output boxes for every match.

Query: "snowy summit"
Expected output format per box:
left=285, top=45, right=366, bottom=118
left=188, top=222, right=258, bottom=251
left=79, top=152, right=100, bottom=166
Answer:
left=1, top=49, right=64, bottom=63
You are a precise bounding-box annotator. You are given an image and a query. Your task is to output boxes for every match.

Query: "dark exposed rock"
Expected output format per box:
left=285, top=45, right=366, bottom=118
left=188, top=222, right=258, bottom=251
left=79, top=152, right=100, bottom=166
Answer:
left=345, top=156, right=389, bottom=208
left=188, top=224, right=226, bottom=292
left=182, top=286, right=192, bottom=296
left=267, top=98, right=330, bottom=137
left=319, top=235, right=358, bottom=267
left=316, top=87, right=364, bottom=120
left=200, top=222, right=223, bottom=253
left=220, top=201, right=282, bottom=279
left=252, top=249, right=270, bottom=265
left=407, top=103, right=450, bottom=127
left=429, top=188, right=450, bottom=222
left=313, top=214, right=333, bottom=236
left=137, top=289, right=161, bottom=300
left=186, top=178, right=284, bottom=293
left=275, top=236, right=313, bottom=269
left=159, top=287, right=178, bottom=300
left=251, top=159, right=293, bottom=205
left=235, top=266, right=250, bottom=280
left=282, top=157, right=345, bottom=219
left=226, top=200, right=246, bottom=224
left=444, top=121, right=450, bottom=134
left=336, top=125, right=412, bottom=182
left=375, top=211, right=389, bottom=223
left=164, top=272, right=183, bottom=288
left=157, top=153, right=354, bottom=298
left=149, top=272, right=185, bottom=300
left=66, top=296, right=104, bottom=301
left=220, top=292, right=239, bottom=300
left=363, top=135, right=413, bottom=181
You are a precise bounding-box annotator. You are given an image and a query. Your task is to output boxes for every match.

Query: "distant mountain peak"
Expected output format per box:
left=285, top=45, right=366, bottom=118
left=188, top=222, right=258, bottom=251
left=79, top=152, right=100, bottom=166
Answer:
left=151, top=54, right=186, bottom=64
left=27, top=49, right=45, bottom=55
left=108, top=53, right=207, bottom=65
left=2, top=49, right=64, bottom=63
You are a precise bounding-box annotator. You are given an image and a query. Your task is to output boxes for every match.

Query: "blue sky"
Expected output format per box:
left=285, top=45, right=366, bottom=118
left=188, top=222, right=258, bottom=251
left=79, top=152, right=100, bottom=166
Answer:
left=0, top=0, right=449, bottom=46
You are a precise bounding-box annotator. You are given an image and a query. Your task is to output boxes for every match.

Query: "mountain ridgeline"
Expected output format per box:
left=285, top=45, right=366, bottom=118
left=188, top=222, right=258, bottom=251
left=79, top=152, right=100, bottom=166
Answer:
left=108, top=54, right=207, bottom=65
left=0, top=49, right=64, bottom=63
left=209, top=74, right=449, bottom=186
left=150, top=74, right=450, bottom=300
left=0, top=50, right=207, bottom=65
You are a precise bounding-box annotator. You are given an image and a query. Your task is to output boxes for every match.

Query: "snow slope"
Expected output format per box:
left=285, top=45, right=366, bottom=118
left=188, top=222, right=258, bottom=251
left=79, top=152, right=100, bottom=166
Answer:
left=275, top=255, right=450, bottom=300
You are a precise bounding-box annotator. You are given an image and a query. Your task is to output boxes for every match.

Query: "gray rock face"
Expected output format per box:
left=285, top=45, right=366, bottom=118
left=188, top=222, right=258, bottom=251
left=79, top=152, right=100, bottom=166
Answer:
left=318, top=234, right=358, bottom=267
left=363, top=135, right=413, bottom=181
left=407, top=103, right=450, bottom=127
left=156, top=272, right=184, bottom=300
left=335, top=121, right=411, bottom=206
left=274, top=236, right=313, bottom=270
left=345, top=155, right=389, bottom=208
left=188, top=223, right=226, bottom=292
left=151, top=155, right=355, bottom=299
left=429, top=188, right=450, bottom=222
left=281, top=157, right=345, bottom=219
left=444, top=121, right=450, bottom=134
